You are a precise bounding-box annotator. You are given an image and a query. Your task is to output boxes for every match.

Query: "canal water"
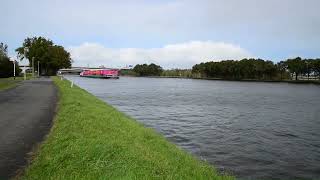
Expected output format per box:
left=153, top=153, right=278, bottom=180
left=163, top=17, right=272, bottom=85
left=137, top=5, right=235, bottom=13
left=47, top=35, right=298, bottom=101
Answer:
left=65, top=76, right=320, bottom=180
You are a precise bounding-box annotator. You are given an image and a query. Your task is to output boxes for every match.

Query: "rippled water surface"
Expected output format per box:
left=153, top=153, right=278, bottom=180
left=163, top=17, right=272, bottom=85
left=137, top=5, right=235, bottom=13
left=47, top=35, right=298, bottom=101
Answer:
left=66, top=76, right=320, bottom=180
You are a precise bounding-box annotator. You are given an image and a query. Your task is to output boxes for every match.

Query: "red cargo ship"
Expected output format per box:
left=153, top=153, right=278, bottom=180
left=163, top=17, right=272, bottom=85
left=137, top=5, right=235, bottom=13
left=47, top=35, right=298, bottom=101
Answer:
left=80, top=69, right=119, bottom=79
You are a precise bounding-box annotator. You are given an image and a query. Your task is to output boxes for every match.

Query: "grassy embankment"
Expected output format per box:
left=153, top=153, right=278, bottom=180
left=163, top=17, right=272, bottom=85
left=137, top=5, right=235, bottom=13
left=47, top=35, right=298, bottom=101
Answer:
left=0, top=77, right=21, bottom=90
left=0, top=74, right=33, bottom=90
left=22, top=77, right=233, bottom=179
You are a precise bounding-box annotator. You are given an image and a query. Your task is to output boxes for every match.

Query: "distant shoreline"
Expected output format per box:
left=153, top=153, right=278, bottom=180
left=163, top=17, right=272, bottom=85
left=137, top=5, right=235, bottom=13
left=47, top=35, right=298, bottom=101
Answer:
left=120, top=75, right=320, bottom=85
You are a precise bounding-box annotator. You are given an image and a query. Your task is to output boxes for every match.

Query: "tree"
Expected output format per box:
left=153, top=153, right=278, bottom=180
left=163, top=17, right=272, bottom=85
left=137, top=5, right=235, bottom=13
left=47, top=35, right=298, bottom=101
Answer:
left=0, top=43, right=8, bottom=57
left=276, top=61, right=287, bottom=80
left=46, top=45, right=72, bottom=75
left=133, top=63, right=163, bottom=76
left=285, top=57, right=305, bottom=80
left=16, top=36, right=71, bottom=75
left=0, top=43, right=21, bottom=78
left=148, top=63, right=163, bottom=76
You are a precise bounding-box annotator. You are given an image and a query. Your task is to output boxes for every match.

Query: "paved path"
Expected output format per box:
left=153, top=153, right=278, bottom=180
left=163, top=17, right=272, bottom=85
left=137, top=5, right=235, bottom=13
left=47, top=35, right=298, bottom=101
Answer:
left=0, top=78, right=57, bottom=179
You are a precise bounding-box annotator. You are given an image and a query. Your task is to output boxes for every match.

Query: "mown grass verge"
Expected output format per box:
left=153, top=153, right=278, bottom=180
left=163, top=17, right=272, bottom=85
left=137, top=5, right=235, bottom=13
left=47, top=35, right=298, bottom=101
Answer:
left=0, top=74, right=34, bottom=90
left=0, top=77, right=25, bottom=90
left=21, top=77, right=233, bottom=180
left=0, top=77, right=21, bottom=90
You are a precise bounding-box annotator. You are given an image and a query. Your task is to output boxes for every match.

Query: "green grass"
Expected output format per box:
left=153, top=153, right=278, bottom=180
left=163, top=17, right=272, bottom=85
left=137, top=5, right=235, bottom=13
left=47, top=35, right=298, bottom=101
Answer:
left=0, top=74, right=34, bottom=90
left=21, top=77, right=233, bottom=180
left=0, top=77, right=22, bottom=90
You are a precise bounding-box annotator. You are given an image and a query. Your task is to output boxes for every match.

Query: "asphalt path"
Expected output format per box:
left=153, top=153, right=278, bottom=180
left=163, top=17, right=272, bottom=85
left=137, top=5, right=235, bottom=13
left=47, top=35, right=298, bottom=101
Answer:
left=0, top=78, right=57, bottom=179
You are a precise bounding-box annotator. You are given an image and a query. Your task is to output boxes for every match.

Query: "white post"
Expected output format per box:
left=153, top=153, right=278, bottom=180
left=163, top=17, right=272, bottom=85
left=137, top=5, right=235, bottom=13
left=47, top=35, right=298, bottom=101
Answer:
left=71, top=81, right=74, bottom=88
left=38, top=61, right=40, bottom=77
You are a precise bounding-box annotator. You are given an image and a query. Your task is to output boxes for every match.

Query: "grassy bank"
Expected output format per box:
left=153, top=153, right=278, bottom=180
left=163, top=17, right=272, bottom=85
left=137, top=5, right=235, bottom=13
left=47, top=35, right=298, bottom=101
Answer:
left=0, top=77, right=30, bottom=90
left=0, top=77, right=21, bottom=90
left=21, top=77, right=233, bottom=179
left=0, top=74, right=34, bottom=90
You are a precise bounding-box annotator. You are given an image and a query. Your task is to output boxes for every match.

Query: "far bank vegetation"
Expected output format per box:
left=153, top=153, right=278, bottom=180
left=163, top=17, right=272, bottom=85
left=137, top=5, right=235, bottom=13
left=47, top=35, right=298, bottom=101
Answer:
left=128, top=58, right=320, bottom=81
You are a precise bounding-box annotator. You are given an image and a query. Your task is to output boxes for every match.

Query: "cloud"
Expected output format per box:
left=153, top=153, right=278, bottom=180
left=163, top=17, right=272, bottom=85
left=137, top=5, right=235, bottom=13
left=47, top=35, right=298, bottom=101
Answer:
left=2, top=0, right=320, bottom=60
left=68, top=41, right=253, bottom=69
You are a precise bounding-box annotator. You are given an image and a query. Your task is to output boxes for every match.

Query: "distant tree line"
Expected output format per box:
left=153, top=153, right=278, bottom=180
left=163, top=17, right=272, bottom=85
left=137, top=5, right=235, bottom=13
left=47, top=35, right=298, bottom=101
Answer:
left=192, top=58, right=320, bottom=80
left=130, top=67, right=193, bottom=78
left=283, top=57, right=320, bottom=80
left=16, top=36, right=72, bottom=75
left=132, top=58, right=320, bottom=81
left=161, top=69, right=193, bottom=78
left=0, top=43, right=21, bottom=78
left=133, top=63, right=163, bottom=76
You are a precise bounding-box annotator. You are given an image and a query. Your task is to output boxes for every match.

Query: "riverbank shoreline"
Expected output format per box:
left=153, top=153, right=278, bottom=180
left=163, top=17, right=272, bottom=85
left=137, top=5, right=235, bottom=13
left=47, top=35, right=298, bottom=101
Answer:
left=121, top=75, right=320, bottom=85
left=21, top=77, right=233, bottom=179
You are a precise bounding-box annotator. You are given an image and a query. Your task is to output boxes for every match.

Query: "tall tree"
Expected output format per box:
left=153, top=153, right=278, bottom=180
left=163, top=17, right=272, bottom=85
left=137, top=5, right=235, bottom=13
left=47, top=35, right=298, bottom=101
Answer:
left=133, top=63, right=163, bottom=76
left=16, top=37, right=71, bottom=75
left=46, top=45, right=72, bottom=75
left=276, top=61, right=287, bottom=80
left=285, top=57, right=305, bottom=80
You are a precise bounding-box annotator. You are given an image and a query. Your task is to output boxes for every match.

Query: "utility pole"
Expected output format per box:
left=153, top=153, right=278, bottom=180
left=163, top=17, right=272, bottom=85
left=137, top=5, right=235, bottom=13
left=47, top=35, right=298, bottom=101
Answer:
left=38, top=61, right=40, bottom=77
left=32, top=57, right=35, bottom=78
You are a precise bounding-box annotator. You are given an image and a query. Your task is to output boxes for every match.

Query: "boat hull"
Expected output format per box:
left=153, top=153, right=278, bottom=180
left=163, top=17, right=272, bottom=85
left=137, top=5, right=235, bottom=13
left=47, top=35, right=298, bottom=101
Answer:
left=80, top=75, right=119, bottom=79
left=80, top=69, right=119, bottom=79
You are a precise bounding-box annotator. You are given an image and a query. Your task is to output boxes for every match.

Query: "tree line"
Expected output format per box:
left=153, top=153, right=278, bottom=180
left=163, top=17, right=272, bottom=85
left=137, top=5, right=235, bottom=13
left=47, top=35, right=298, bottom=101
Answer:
left=161, top=69, right=193, bottom=78
left=132, top=58, right=320, bottom=81
left=132, top=64, right=193, bottom=77
left=192, top=58, right=320, bottom=80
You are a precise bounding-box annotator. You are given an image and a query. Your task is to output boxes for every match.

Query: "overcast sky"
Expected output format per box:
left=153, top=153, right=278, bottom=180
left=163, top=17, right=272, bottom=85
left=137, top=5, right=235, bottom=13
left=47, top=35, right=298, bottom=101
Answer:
left=1, top=0, right=320, bottom=68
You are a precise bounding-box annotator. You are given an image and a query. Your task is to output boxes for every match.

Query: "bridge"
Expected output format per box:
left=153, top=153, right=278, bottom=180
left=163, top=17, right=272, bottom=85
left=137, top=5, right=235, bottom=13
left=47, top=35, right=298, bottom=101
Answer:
left=57, top=67, right=85, bottom=75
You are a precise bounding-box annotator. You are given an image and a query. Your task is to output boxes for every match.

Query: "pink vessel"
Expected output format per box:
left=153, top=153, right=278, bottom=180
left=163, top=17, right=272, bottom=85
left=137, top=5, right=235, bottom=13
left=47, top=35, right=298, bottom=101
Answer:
left=80, top=69, right=119, bottom=79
